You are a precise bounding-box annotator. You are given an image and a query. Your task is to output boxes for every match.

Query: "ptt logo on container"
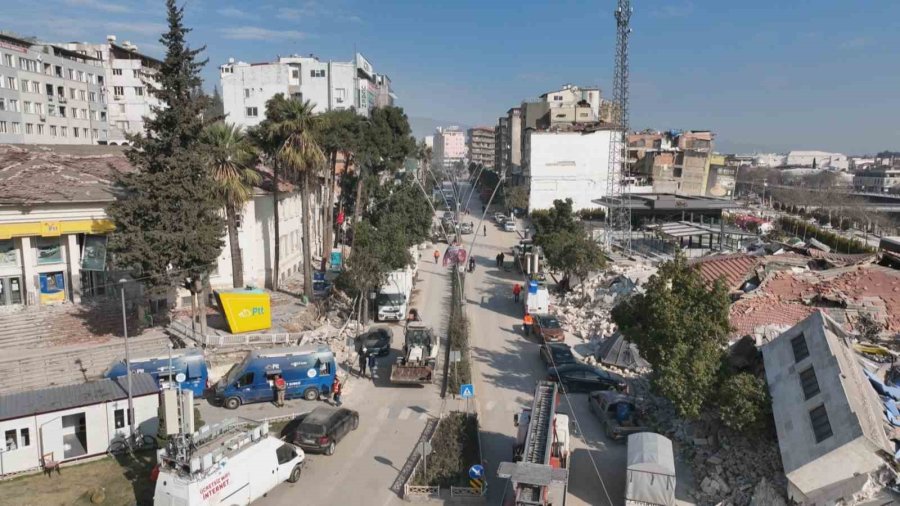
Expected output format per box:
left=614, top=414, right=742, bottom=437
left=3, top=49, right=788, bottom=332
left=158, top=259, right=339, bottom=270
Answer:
left=238, top=307, right=266, bottom=318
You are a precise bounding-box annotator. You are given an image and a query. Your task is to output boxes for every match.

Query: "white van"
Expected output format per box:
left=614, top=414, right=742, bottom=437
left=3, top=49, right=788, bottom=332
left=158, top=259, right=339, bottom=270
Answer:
left=154, top=421, right=305, bottom=506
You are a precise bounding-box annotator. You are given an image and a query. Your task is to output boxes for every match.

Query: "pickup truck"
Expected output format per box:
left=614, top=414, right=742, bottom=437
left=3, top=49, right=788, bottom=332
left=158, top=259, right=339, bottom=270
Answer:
left=588, top=391, right=649, bottom=440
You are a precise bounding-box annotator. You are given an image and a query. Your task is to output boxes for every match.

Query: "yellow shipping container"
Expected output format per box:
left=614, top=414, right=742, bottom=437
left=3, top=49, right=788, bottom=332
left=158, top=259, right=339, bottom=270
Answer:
left=215, top=288, right=272, bottom=333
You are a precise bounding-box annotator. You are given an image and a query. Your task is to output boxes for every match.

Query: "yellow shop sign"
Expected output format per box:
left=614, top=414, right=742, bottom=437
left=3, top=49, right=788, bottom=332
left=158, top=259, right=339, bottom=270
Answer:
left=215, top=288, right=272, bottom=333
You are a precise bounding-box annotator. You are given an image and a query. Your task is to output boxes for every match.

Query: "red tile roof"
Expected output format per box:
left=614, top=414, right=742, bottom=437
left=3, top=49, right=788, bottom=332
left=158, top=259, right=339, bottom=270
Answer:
left=690, top=253, right=760, bottom=291
left=729, top=298, right=817, bottom=338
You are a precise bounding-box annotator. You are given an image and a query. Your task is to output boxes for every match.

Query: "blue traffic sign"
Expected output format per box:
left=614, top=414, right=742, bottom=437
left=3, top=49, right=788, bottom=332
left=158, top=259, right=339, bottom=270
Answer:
left=460, top=383, right=474, bottom=399
left=468, top=464, right=485, bottom=479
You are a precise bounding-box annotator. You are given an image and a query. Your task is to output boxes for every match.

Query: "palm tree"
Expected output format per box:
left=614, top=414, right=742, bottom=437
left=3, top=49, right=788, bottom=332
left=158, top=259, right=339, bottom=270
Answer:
left=270, top=98, right=326, bottom=298
left=202, top=122, right=260, bottom=288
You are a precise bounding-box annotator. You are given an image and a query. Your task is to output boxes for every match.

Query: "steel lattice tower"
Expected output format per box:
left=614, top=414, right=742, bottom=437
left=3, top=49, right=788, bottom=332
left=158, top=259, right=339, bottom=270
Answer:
left=605, top=0, right=633, bottom=253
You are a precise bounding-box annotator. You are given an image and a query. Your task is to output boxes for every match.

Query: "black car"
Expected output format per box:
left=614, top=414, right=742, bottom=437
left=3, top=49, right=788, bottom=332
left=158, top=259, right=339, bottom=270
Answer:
left=282, top=406, right=360, bottom=456
left=547, top=363, right=627, bottom=393
left=540, top=342, right=577, bottom=368
left=355, top=327, right=392, bottom=357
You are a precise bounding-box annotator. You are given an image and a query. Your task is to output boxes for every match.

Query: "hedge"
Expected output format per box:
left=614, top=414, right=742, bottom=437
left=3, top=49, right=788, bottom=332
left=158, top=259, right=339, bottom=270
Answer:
left=412, top=412, right=480, bottom=487
left=448, top=268, right=472, bottom=393
left=777, top=216, right=875, bottom=254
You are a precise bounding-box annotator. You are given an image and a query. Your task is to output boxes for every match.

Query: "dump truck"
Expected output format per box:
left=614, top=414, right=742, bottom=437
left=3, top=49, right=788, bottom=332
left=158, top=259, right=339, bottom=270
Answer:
left=390, top=320, right=438, bottom=384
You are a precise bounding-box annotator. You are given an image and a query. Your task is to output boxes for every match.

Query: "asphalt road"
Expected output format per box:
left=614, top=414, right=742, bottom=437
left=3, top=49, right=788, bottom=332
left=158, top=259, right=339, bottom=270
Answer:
left=198, top=243, right=451, bottom=506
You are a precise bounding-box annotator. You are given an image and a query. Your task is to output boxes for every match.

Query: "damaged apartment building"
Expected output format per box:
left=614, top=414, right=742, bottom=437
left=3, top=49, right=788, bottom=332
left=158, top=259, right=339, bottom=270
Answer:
left=628, top=130, right=715, bottom=196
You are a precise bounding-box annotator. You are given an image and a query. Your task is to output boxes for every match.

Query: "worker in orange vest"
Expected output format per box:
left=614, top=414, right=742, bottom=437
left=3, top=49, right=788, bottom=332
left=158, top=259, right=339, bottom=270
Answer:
left=523, top=313, right=534, bottom=336
left=433, top=249, right=440, bottom=264
left=512, top=283, right=522, bottom=302
left=273, top=374, right=286, bottom=407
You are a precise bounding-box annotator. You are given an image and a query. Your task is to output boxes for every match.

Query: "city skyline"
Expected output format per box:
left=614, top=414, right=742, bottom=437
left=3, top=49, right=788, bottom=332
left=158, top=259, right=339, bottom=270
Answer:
left=2, top=0, right=898, bottom=154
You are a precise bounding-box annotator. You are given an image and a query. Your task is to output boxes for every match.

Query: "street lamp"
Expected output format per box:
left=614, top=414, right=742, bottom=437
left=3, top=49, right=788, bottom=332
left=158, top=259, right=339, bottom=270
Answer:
left=119, top=278, right=135, bottom=439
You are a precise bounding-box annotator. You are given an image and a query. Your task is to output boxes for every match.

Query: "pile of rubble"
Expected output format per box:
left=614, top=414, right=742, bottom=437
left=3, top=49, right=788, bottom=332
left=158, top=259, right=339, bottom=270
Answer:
left=645, top=393, right=787, bottom=506
left=552, top=264, right=657, bottom=341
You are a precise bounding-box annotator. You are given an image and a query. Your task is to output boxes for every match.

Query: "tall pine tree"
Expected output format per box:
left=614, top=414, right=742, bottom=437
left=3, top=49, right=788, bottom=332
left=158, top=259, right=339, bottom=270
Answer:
left=108, top=0, right=224, bottom=307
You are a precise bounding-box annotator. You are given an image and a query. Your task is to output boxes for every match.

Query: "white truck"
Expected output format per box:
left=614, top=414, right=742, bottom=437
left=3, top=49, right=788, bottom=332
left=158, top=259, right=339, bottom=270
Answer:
left=376, top=247, right=420, bottom=322
left=153, top=419, right=305, bottom=506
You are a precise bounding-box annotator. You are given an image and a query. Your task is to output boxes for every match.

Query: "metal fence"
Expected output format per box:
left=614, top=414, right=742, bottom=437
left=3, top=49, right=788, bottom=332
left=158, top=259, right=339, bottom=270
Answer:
left=167, top=320, right=300, bottom=347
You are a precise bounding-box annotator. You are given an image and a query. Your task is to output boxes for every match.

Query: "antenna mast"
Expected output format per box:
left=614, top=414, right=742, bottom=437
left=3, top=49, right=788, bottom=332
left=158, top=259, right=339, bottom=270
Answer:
left=605, top=0, right=633, bottom=252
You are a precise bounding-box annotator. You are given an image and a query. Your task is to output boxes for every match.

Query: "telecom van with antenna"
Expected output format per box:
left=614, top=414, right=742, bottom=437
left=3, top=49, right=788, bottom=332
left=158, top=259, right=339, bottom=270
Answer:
left=153, top=418, right=305, bottom=506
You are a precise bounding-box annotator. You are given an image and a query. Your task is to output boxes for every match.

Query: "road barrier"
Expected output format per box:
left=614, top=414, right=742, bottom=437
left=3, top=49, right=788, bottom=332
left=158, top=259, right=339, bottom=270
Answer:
left=167, top=320, right=300, bottom=347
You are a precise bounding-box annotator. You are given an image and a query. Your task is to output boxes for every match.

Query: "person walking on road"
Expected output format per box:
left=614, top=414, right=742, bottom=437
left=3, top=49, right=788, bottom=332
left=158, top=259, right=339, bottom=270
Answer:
left=523, top=313, right=533, bottom=336
left=273, top=374, right=286, bottom=407
left=499, top=252, right=505, bottom=268
left=468, top=257, right=476, bottom=273
left=367, top=354, right=377, bottom=382
left=495, top=253, right=501, bottom=267
left=358, top=351, right=368, bottom=378
left=332, top=377, right=343, bottom=407
left=483, top=225, right=487, bottom=237
left=433, top=249, right=440, bottom=264
left=513, top=283, right=522, bottom=302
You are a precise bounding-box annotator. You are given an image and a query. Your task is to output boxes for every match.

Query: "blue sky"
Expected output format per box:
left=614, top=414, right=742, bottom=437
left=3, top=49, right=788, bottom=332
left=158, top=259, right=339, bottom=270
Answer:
left=2, top=0, right=899, bottom=153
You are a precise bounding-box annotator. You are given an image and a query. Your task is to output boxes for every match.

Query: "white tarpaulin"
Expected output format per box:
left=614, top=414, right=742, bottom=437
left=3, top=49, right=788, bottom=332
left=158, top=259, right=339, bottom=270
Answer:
left=626, top=432, right=676, bottom=506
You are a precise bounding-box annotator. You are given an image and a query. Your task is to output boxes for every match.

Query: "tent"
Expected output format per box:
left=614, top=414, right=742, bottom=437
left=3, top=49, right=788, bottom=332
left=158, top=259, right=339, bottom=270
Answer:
left=626, top=432, right=676, bottom=506
left=595, top=332, right=650, bottom=371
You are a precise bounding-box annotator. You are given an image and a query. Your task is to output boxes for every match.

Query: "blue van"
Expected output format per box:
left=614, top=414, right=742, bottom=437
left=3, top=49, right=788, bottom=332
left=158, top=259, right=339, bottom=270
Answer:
left=105, top=348, right=209, bottom=397
left=213, top=345, right=336, bottom=409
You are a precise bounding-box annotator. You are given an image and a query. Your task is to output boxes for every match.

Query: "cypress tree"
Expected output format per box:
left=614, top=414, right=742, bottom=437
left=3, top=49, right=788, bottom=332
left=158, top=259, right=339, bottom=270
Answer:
left=108, top=0, right=224, bottom=298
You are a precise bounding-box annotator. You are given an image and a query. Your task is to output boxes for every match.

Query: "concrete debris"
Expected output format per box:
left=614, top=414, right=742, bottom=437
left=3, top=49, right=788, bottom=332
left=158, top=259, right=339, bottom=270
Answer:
left=847, top=467, right=899, bottom=505
left=748, top=478, right=786, bottom=506
left=551, top=264, right=657, bottom=342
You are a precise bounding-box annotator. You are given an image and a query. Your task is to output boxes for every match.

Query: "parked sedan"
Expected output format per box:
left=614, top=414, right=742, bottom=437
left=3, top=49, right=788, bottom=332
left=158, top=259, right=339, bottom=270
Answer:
left=532, top=315, right=565, bottom=343
left=282, top=406, right=360, bottom=456
left=459, top=222, right=474, bottom=235
left=503, top=220, right=516, bottom=232
left=547, top=363, right=628, bottom=393
left=494, top=213, right=507, bottom=224
left=539, top=342, right=577, bottom=369
left=355, top=327, right=392, bottom=357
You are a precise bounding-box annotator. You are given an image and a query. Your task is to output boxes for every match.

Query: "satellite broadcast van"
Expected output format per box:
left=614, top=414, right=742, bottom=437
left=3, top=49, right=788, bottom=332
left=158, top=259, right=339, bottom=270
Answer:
left=153, top=419, right=305, bottom=506
left=213, top=345, right=336, bottom=409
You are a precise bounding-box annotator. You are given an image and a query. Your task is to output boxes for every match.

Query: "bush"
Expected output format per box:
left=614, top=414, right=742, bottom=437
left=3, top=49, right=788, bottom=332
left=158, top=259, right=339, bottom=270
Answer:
left=777, top=216, right=874, bottom=254
left=717, top=373, right=770, bottom=432
left=577, top=208, right=606, bottom=221
left=413, top=412, right=479, bottom=487
left=448, top=269, right=471, bottom=393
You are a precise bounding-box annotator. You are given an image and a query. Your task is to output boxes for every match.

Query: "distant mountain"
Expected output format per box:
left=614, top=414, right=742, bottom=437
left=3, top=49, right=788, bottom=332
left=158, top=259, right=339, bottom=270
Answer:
left=408, top=117, right=473, bottom=141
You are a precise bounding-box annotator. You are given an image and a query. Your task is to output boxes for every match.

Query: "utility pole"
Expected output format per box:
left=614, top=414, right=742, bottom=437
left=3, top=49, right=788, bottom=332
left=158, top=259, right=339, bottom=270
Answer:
left=119, top=279, right=135, bottom=438
left=605, top=0, right=634, bottom=253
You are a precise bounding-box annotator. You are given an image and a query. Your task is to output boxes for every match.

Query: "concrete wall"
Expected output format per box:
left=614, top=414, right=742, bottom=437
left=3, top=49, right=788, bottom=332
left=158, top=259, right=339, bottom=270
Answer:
left=221, top=62, right=290, bottom=129
left=527, top=130, right=612, bottom=212
left=763, top=313, right=889, bottom=502
left=0, top=392, right=158, bottom=475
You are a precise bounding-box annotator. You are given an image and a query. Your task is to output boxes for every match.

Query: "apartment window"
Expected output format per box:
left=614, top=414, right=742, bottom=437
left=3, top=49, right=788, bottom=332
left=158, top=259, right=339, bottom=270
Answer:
left=8, top=99, right=18, bottom=112
left=82, top=128, right=88, bottom=138
left=48, top=104, right=56, bottom=116
left=113, top=86, right=124, bottom=97
left=54, top=65, right=63, bottom=77
left=89, top=91, right=96, bottom=102
left=3, top=54, right=12, bottom=67
left=0, top=98, right=5, bottom=111
left=6, top=77, right=16, bottom=90
left=291, top=69, right=300, bottom=79
left=11, top=122, right=19, bottom=134
left=92, top=128, right=98, bottom=138
left=134, top=86, right=144, bottom=96
left=25, top=123, right=33, bottom=134
left=59, top=106, right=66, bottom=118
left=0, top=121, right=6, bottom=133
left=553, top=95, right=563, bottom=101
left=50, top=125, right=57, bottom=137
left=79, top=90, right=86, bottom=101
left=791, top=334, right=810, bottom=362
left=23, top=101, right=32, bottom=113
left=20, top=78, right=28, bottom=91
left=73, top=127, right=79, bottom=138
left=335, top=88, right=346, bottom=103
left=60, top=126, right=67, bottom=137
left=19, top=428, right=29, bottom=447
left=5, top=429, right=16, bottom=450
left=70, top=88, right=77, bottom=99
left=809, top=404, right=833, bottom=443
left=17, top=57, right=26, bottom=70
left=88, top=73, right=94, bottom=83
left=133, top=69, right=141, bottom=78
left=43, top=63, right=51, bottom=75
left=245, top=107, right=258, bottom=117
left=77, top=70, right=84, bottom=82
left=799, top=366, right=820, bottom=400
left=67, top=69, right=74, bottom=80
left=0, top=77, right=4, bottom=89
left=310, top=69, right=325, bottom=78
left=30, top=81, right=39, bottom=93
left=37, top=124, right=44, bottom=135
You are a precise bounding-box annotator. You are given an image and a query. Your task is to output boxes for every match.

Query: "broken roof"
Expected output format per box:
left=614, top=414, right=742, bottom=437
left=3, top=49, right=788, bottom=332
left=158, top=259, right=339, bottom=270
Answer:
left=730, top=264, right=900, bottom=338
left=690, top=253, right=760, bottom=291
left=0, top=144, right=131, bottom=204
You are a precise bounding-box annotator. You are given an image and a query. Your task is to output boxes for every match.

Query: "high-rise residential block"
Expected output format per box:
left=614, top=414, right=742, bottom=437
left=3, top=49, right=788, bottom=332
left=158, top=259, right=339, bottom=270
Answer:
left=433, top=126, right=466, bottom=171
left=467, top=126, right=494, bottom=169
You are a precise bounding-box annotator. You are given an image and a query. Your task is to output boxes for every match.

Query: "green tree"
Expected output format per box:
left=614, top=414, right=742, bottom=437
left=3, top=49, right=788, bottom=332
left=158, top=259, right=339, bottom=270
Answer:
left=611, top=253, right=732, bottom=418
left=201, top=122, right=260, bottom=288
left=370, top=179, right=433, bottom=246
left=108, top=0, right=223, bottom=317
left=416, top=139, right=432, bottom=181
left=318, top=109, right=364, bottom=263
left=717, top=372, right=770, bottom=432
left=353, top=106, right=416, bottom=223
left=541, top=230, right=606, bottom=289
left=531, top=199, right=581, bottom=239
left=271, top=98, right=326, bottom=298
left=203, top=85, right=224, bottom=121
left=504, top=184, right=529, bottom=211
